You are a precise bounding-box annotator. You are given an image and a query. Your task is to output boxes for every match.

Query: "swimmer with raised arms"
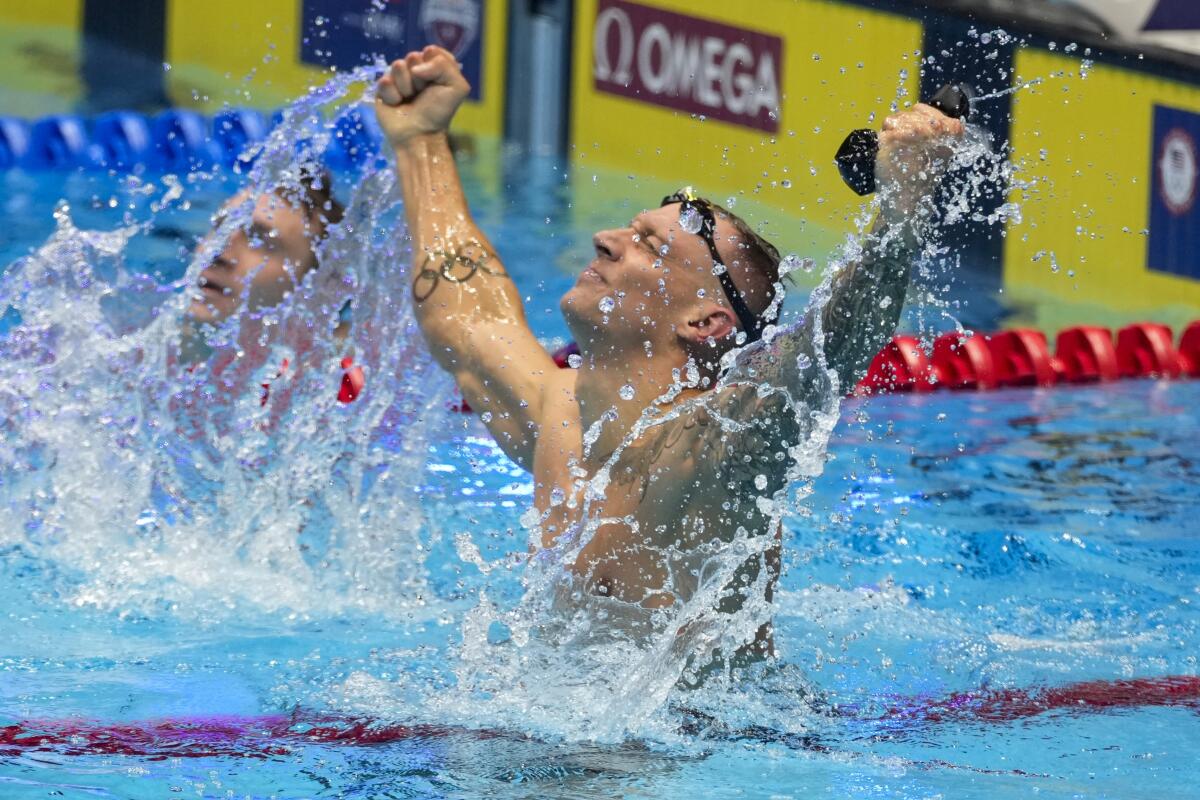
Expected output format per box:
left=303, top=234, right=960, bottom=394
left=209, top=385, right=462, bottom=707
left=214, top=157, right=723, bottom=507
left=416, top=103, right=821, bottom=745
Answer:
left=375, top=46, right=963, bottom=657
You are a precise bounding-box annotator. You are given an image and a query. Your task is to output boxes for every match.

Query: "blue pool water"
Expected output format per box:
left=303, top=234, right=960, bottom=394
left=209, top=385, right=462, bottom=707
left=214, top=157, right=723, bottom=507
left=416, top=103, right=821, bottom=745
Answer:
left=1, top=147, right=1198, bottom=798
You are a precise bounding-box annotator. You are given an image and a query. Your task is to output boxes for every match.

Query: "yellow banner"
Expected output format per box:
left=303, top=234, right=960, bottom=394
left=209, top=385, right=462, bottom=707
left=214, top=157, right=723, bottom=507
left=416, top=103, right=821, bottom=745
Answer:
left=569, top=0, right=922, bottom=266
left=1006, top=49, right=1200, bottom=330
left=0, top=0, right=84, bottom=116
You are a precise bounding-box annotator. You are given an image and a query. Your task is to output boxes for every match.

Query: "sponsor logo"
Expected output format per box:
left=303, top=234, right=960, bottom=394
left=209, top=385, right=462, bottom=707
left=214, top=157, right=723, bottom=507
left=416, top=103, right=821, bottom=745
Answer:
left=420, top=0, right=481, bottom=57
left=592, top=0, right=783, bottom=132
left=1159, top=127, right=1197, bottom=216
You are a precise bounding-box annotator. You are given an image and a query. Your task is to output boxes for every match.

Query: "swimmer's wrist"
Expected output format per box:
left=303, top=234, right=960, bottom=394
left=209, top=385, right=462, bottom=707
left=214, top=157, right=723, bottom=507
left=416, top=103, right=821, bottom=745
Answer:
left=391, top=130, right=450, bottom=156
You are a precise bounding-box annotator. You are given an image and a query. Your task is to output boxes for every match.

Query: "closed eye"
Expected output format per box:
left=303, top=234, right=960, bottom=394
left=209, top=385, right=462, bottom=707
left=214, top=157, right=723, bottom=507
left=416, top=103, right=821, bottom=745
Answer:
left=631, top=223, right=661, bottom=257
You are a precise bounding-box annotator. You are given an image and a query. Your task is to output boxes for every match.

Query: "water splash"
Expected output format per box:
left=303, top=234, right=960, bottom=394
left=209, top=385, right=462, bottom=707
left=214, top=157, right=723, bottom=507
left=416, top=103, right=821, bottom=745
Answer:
left=1, top=51, right=1040, bottom=749
left=0, top=65, right=449, bottom=620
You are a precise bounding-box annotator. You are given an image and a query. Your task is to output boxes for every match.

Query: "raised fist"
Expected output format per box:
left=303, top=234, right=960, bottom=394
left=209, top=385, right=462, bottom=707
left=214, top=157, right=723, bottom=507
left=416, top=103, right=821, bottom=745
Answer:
left=874, top=103, right=966, bottom=216
left=374, top=46, right=471, bottom=147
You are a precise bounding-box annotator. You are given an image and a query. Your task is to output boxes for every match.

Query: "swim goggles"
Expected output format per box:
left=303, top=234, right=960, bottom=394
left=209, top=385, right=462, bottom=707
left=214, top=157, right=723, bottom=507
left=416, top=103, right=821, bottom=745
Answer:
left=660, top=188, right=771, bottom=342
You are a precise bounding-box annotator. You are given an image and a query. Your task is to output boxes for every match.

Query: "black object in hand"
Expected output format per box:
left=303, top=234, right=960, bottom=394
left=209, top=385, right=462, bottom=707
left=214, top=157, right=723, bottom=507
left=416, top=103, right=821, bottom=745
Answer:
left=834, top=83, right=974, bottom=196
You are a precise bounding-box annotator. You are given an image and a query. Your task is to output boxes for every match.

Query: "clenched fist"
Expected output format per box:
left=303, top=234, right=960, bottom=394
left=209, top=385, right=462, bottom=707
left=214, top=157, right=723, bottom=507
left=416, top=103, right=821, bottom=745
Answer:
left=874, top=103, right=966, bottom=218
left=374, top=46, right=471, bottom=148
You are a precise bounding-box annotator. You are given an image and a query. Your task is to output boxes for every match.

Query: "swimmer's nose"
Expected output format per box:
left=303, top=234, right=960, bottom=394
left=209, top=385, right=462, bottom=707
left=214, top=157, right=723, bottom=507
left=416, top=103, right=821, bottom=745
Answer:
left=593, top=232, right=618, bottom=261
left=209, top=253, right=236, bottom=271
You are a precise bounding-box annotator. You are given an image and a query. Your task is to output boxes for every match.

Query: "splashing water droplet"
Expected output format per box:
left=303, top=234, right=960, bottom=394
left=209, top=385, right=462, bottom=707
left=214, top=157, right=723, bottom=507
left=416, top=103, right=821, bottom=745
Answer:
left=598, top=296, right=615, bottom=313
left=567, top=353, right=583, bottom=368
left=619, top=384, right=635, bottom=401
left=779, top=253, right=815, bottom=275
left=679, top=206, right=703, bottom=234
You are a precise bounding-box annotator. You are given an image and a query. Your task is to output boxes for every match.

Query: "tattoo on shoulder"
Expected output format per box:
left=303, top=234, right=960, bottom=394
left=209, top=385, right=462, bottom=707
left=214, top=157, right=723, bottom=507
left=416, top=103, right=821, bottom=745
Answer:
left=700, top=389, right=800, bottom=497
left=413, top=244, right=508, bottom=302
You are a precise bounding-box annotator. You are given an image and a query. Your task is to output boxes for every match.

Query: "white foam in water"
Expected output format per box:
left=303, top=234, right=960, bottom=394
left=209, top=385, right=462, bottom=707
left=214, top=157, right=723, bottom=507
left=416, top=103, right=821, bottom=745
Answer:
left=0, top=62, right=1025, bottom=743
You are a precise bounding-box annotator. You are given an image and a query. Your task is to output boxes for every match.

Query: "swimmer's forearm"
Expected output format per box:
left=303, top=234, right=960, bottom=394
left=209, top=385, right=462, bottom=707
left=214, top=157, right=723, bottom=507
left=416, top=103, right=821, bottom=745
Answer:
left=391, top=134, right=527, bottom=326
left=817, top=214, right=914, bottom=390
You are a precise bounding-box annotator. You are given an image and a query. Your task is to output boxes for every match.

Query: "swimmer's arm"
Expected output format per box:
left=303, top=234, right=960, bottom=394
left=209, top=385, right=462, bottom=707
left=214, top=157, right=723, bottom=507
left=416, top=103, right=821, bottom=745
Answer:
left=374, top=48, right=556, bottom=467
left=811, top=213, right=916, bottom=391
left=725, top=214, right=916, bottom=402
left=724, top=100, right=962, bottom=399
left=392, top=133, right=556, bottom=469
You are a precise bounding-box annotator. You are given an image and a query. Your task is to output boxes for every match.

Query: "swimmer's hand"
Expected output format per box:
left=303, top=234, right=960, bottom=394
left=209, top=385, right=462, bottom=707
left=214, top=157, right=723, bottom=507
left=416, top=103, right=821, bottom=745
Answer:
left=374, top=46, right=470, bottom=147
left=874, top=103, right=965, bottom=221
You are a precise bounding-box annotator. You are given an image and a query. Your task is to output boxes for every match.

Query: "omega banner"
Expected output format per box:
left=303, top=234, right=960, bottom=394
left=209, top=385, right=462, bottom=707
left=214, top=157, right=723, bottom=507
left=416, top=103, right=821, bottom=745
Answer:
left=592, top=0, right=784, bottom=133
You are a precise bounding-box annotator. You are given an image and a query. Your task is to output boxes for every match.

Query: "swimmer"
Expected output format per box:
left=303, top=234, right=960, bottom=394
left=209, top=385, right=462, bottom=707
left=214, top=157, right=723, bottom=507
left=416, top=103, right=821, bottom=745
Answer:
left=178, top=169, right=365, bottom=402
left=375, top=47, right=963, bottom=654
left=181, top=168, right=346, bottom=362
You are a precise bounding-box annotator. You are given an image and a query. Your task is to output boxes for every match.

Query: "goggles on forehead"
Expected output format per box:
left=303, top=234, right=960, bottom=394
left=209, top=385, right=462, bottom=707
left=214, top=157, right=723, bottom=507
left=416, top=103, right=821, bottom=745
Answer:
left=660, top=188, right=772, bottom=343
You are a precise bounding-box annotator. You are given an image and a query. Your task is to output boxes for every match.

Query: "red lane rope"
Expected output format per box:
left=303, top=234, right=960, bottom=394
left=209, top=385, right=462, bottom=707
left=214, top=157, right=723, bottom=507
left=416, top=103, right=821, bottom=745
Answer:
left=857, top=320, right=1200, bottom=395
left=456, top=321, right=1200, bottom=411
left=879, top=674, right=1200, bottom=725
left=0, top=713, right=499, bottom=760
left=4, top=675, right=1197, bottom=759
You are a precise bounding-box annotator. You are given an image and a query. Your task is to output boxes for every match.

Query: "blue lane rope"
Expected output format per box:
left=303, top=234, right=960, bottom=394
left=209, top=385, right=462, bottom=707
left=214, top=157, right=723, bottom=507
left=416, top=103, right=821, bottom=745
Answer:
left=0, top=106, right=384, bottom=172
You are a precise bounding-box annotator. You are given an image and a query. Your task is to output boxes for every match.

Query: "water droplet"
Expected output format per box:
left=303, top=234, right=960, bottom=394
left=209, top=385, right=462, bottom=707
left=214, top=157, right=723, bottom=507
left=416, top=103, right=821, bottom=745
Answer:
left=796, top=353, right=812, bottom=370
left=619, top=384, right=635, bottom=401
left=754, top=474, right=768, bottom=490
left=696, top=288, right=706, bottom=298
left=480, top=411, right=493, bottom=423
left=779, top=253, right=815, bottom=275
left=598, top=296, right=615, bottom=314
left=878, top=296, right=893, bottom=309
left=781, top=179, right=793, bottom=189
left=567, top=353, right=583, bottom=368
left=679, top=206, right=703, bottom=234
left=549, top=487, right=565, bottom=506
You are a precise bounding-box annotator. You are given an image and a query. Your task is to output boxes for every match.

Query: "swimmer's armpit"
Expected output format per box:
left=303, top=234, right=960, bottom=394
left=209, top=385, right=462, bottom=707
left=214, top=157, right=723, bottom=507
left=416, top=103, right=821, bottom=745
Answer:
left=412, top=241, right=510, bottom=302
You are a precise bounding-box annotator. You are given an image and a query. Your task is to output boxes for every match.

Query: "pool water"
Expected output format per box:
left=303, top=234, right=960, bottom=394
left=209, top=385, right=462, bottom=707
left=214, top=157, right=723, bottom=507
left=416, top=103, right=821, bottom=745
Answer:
left=1, top=147, right=1199, bottom=798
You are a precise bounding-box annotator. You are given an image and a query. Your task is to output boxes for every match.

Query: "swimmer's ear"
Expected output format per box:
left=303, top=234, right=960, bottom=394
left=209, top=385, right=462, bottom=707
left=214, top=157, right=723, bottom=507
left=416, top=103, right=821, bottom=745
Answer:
left=680, top=305, right=735, bottom=346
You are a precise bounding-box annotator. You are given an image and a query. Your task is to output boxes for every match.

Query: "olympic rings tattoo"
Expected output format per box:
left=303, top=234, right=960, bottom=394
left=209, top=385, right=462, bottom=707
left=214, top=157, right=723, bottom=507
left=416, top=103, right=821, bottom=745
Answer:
left=412, top=247, right=508, bottom=302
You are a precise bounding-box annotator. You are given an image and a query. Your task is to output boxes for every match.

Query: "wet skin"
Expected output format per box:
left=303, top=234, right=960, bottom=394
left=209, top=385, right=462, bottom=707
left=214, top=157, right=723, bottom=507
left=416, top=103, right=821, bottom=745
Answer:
left=374, top=47, right=961, bottom=645
left=187, top=191, right=320, bottom=326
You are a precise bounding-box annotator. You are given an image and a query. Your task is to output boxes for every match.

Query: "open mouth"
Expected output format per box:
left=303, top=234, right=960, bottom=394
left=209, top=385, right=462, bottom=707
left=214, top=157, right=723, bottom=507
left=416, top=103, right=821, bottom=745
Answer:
left=197, top=276, right=226, bottom=295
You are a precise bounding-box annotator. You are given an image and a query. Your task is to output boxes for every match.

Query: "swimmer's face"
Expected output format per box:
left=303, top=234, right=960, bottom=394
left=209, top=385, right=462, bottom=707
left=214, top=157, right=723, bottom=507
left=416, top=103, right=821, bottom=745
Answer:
left=561, top=203, right=744, bottom=355
left=187, top=191, right=321, bottom=325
